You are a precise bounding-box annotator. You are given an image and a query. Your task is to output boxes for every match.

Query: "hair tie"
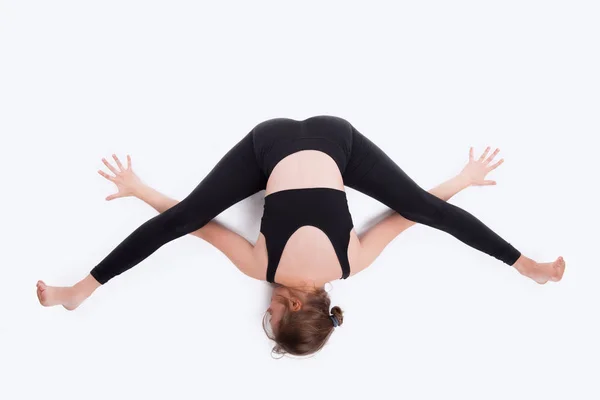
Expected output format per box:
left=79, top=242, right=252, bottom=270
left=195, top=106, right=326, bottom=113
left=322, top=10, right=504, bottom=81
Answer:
left=330, top=314, right=339, bottom=328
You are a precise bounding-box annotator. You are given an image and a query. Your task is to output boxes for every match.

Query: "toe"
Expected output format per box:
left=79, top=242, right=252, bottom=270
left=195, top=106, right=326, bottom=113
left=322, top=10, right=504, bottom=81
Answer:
left=550, top=258, right=565, bottom=282
left=36, top=287, right=46, bottom=305
left=558, top=260, right=566, bottom=279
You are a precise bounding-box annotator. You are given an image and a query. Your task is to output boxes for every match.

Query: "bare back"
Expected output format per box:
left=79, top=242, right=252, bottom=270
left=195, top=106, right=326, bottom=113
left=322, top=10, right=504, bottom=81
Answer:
left=254, top=150, right=361, bottom=287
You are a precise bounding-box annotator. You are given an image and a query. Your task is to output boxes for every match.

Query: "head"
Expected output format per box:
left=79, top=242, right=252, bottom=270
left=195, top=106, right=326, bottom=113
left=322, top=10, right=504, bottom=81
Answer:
left=263, top=283, right=344, bottom=357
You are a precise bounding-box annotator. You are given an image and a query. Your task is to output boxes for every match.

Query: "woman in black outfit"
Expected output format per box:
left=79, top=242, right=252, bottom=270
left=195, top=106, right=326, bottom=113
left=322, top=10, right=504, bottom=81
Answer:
left=36, top=115, right=565, bottom=356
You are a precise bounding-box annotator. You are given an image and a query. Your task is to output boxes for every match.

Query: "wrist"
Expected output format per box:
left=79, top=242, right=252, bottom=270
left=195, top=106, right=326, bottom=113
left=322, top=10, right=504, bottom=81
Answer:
left=455, top=173, right=472, bottom=190
left=132, top=183, right=150, bottom=200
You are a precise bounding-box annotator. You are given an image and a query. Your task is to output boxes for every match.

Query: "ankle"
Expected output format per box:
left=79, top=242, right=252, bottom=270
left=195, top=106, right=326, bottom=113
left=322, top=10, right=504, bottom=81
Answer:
left=72, top=275, right=100, bottom=300
left=512, top=254, right=532, bottom=271
left=65, top=285, right=85, bottom=302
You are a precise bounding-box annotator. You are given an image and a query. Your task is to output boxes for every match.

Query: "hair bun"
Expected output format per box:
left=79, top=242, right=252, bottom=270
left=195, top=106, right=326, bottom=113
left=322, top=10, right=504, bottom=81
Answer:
left=330, top=306, right=344, bottom=327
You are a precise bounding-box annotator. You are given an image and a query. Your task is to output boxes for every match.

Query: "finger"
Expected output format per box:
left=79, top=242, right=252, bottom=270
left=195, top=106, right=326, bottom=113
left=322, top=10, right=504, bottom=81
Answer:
left=102, top=157, right=119, bottom=175
left=106, top=193, right=121, bottom=201
left=488, top=158, right=504, bottom=171
left=97, top=169, right=115, bottom=181
left=483, top=180, right=497, bottom=185
left=478, top=146, right=491, bottom=162
left=484, top=148, right=500, bottom=164
left=112, top=154, right=125, bottom=171
left=127, top=154, right=132, bottom=170
left=469, top=147, right=474, bottom=161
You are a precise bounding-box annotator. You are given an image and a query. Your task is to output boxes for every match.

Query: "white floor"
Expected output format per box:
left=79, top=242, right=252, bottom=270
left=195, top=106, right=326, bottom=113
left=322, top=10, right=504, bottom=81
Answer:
left=2, top=1, right=598, bottom=399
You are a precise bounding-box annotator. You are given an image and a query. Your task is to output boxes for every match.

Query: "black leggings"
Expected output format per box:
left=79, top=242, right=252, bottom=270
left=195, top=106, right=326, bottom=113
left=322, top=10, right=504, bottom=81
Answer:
left=90, top=116, right=520, bottom=284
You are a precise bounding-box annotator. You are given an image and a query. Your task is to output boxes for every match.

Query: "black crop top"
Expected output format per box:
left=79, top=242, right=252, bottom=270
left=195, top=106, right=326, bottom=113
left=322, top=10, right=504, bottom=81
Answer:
left=260, top=187, right=354, bottom=283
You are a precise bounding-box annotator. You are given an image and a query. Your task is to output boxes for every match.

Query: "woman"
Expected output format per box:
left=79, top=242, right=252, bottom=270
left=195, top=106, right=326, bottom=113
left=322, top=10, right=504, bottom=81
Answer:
left=36, top=115, right=565, bottom=356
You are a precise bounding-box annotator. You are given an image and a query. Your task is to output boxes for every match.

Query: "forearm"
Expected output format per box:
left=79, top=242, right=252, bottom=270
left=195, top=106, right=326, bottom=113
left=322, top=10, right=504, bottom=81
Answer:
left=134, top=184, right=178, bottom=213
left=133, top=184, right=213, bottom=240
left=428, top=173, right=471, bottom=202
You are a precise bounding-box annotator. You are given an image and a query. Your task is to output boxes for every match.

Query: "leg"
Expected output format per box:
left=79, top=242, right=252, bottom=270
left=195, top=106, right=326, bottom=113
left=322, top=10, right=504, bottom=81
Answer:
left=343, top=126, right=565, bottom=283
left=36, top=275, right=100, bottom=310
left=343, top=125, right=522, bottom=265
left=89, top=130, right=266, bottom=285
left=38, top=130, right=267, bottom=309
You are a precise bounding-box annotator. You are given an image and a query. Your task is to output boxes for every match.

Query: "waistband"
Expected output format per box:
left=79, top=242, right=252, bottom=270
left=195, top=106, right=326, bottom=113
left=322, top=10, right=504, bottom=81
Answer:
left=252, top=116, right=354, bottom=178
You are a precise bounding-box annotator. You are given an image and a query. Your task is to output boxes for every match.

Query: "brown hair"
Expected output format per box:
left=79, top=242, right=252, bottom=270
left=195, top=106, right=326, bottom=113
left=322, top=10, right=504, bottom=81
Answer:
left=262, top=286, right=344, bottom=357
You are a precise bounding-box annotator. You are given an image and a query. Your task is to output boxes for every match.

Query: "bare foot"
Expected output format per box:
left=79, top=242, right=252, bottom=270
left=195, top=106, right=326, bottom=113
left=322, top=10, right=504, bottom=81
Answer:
left=36, top=280, right=86, bottom=310
left=513, top=255, right=566, bottom=284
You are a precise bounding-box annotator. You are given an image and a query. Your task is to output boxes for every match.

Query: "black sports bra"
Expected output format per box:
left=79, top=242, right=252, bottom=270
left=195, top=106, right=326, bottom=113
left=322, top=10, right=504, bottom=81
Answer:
left=260, top=187, right=354, bottom=283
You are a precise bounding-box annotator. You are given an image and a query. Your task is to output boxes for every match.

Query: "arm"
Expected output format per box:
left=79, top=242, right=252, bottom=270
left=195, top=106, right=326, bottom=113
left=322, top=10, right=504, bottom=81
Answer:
left=99, top=154, right=263, bottom=280
left=353, top=146, right=504, bottom=276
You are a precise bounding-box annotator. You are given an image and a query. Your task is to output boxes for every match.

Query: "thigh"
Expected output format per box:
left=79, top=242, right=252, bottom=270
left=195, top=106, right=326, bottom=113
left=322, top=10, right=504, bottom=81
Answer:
left=90, top=130, right=266, bottom=284
left=343, top=124, right=520, bottom=265
left=158, top=129, right=268, bottom=234
left=343, top=125, right=438, bottom=219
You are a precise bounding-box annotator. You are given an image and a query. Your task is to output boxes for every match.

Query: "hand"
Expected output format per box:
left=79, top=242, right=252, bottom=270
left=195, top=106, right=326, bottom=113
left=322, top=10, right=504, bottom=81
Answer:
left=97, top=154, right=144, bottom=200
left=459, top=146, right=504, bottom=186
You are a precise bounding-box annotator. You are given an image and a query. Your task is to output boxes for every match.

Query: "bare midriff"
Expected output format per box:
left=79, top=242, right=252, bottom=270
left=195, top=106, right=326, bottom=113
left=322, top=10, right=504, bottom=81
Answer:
left=254, top=150, right=361, bottom=287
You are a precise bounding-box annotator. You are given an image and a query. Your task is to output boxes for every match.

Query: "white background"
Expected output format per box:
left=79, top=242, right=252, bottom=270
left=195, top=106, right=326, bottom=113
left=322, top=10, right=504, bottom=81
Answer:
left=2, top=1, right=599, bottom=399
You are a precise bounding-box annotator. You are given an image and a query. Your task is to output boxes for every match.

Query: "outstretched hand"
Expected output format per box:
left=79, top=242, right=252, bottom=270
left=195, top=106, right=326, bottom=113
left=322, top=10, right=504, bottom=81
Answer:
left=97, top=154, right=144, bottom=200
left=459, top=146, right=504, bottom=186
